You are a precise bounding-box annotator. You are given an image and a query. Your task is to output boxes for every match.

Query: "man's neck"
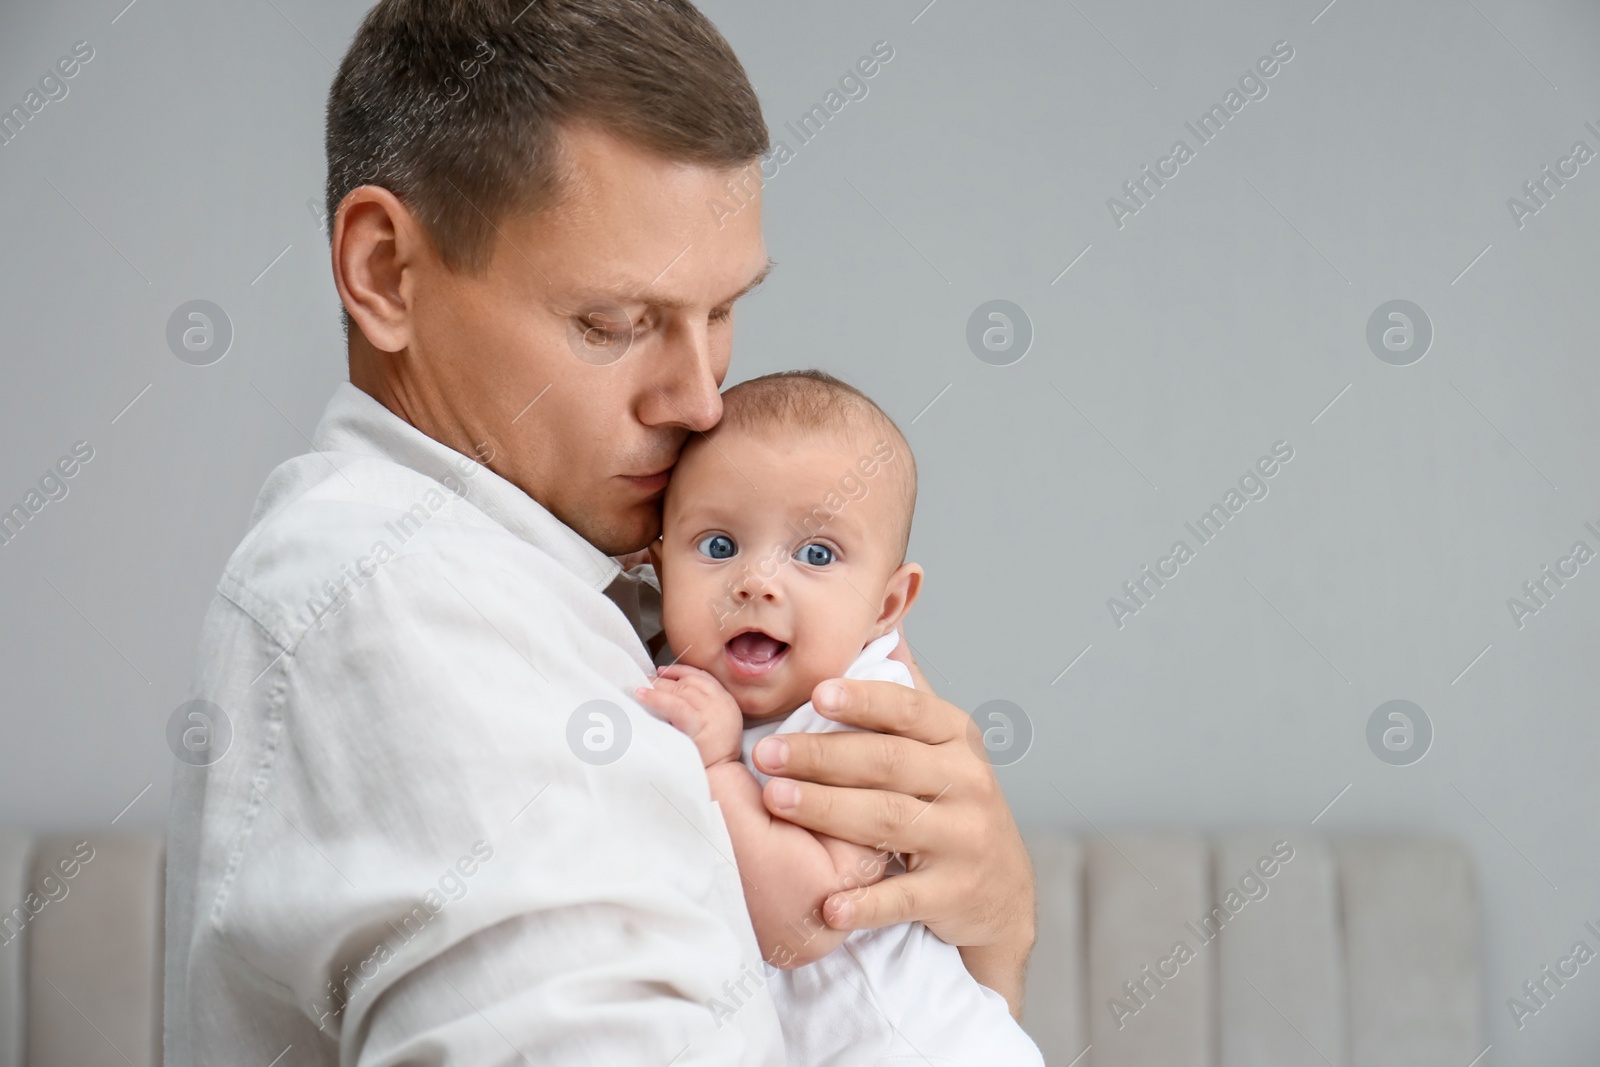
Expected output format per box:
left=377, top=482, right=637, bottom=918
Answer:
left=348, top=334, right=479, bottom=467
left=348, top=334, right=417, bottom=430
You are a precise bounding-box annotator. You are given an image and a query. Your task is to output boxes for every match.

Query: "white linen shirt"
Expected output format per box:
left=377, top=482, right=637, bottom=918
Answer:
left=163, top=382, right=785, bottom=1066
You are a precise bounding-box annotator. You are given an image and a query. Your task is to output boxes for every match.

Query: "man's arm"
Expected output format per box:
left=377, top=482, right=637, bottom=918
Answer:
left=749, top=630, right=1036, bottom=1018
left=215, top=547, right=784, bottom=1064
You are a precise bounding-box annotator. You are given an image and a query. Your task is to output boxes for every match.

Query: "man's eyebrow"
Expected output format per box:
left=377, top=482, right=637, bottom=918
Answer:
left=726, top=259, right=775, bottom=304
left=631, top=258, right=774, bottom=311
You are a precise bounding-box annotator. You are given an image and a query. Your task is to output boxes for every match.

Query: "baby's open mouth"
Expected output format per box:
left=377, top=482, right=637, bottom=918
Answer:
left=724, top=629, right=789, bottom=678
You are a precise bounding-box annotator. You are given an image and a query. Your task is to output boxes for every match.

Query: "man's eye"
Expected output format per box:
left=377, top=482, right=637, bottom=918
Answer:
left=697, top=534, right=737, bottom=560
left=796, top=543, right=834, bottom=566
left=710, top=307, right=733, bottom=324
left=582, top=314, right=630, bottom=340
left=572, top=310, right=635, bottom=355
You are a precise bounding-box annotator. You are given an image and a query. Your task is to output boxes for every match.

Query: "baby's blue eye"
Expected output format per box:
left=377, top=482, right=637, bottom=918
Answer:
left=797, top=543, right=834, bottom=566
left=697, top=533, right=737, bottom=560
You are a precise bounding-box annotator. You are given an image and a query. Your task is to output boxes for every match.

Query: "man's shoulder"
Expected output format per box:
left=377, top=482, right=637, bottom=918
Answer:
left=215, top=448, right=534, bottom=649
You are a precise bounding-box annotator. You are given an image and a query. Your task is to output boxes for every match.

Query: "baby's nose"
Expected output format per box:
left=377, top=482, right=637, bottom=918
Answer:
left=733, top=568, right=782, bottom=602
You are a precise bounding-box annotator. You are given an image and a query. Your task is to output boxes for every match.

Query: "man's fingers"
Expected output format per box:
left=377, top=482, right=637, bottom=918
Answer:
left=810, top=679, right=962, bottom=745
left=823, top=873, right=930, bottom=932
left=762, top=778, right=938, bottom=854
left=752, top=730, right=953, bottom=796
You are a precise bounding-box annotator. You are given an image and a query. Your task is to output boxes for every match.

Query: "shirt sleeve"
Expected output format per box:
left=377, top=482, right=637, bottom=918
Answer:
left=213, top=538, right=785, bottom=1066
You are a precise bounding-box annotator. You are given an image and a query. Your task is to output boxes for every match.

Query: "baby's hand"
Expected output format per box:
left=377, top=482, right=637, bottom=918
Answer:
left=634, top=664, right=743, bottom=768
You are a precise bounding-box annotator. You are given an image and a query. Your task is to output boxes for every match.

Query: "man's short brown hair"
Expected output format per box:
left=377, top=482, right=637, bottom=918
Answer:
left=325, top=0, right=769, bottom=274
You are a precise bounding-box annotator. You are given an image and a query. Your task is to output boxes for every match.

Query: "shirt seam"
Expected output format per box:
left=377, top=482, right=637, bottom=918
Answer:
left=207, top=628, right=290, bottom=938
left=217, top=568, right=297, bottom=653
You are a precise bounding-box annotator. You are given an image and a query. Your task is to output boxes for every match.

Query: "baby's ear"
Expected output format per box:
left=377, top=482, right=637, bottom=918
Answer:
left=646, top=538, right=664, bottom=575
left=875, top=562, right=924, bottom=633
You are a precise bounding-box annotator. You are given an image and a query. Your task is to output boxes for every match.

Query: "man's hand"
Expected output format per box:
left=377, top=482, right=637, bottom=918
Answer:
left=748, top=630, right=1036, bottom=1018
left=635, top=664, right=744, bottom=768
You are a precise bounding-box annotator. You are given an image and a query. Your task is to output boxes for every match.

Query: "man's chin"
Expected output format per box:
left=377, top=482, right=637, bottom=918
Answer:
left=567, top=499, right=662, bottom=557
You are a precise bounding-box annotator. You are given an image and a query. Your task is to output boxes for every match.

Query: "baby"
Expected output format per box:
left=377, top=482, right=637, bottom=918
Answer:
left=634, top=370, right=1043, bottom=1066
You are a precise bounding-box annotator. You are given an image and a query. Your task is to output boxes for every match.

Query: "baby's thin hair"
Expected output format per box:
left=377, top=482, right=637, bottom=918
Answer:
left=715, top=369, right=917, bottom=559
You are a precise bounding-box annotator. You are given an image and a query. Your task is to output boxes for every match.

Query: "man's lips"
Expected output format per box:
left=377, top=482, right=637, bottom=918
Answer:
left=620, top=465, right=673, bottom=493
left=724, top=629, right=789, bottom=679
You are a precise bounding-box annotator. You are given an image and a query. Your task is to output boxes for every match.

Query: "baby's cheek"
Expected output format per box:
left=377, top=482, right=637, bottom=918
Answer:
left=790, top=625, right=862, bottom=694
left=784, top=645, right=834, bottom=708
left=660, top=596, right=710, bottom=665
left=669, top=619, right=728, bottom=683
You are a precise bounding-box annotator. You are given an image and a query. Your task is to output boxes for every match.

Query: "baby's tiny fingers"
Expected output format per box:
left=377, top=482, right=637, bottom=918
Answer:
left=656, top=663, right=713, bottom=684
left=635, top=679, right=685, bottom=701
left=633, top=682, right=681, bottom=713
left=663, top=665, right=731, bottom=700
left=635, top=687, right=695, bottom=728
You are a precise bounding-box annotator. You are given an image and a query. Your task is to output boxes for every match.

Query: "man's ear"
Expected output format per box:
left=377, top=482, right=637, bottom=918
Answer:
left=331, top=185, right=425, bottom=354
left=873, top=562, right=923, bottom=636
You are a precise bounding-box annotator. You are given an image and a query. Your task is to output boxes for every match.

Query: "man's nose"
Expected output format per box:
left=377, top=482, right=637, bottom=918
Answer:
left=647, top=321, right=722, bottom=432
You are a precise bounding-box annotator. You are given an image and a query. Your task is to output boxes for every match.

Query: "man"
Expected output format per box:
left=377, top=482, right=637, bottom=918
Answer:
left=165, top=1, right=1035, bottom=1062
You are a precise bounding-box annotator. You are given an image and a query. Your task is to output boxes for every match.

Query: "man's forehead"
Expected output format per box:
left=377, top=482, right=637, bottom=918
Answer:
left=514, top=123, right=771, bottom=307
left=600, top=256, right=773, bottom=311
left=510, top=206, right=771, bottom=308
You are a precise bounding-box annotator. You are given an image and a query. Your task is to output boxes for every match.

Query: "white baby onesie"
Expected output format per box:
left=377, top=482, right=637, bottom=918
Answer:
left=739, top=631, right=1044, bottom=1067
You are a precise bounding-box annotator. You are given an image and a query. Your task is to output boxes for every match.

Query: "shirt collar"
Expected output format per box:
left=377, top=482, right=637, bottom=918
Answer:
left=310, top=382, right=623, bottom=592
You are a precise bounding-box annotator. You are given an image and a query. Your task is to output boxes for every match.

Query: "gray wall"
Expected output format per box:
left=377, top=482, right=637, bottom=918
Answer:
left=3, top=0, right=1598, bottom=1059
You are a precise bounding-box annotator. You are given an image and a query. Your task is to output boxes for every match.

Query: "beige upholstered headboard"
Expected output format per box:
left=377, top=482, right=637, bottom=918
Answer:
left=0, top=829, right=1480, bottom=1067
left=1021, top=830, right=1483, bottom=1067
left=0, top=832, right=164, bottom=1067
